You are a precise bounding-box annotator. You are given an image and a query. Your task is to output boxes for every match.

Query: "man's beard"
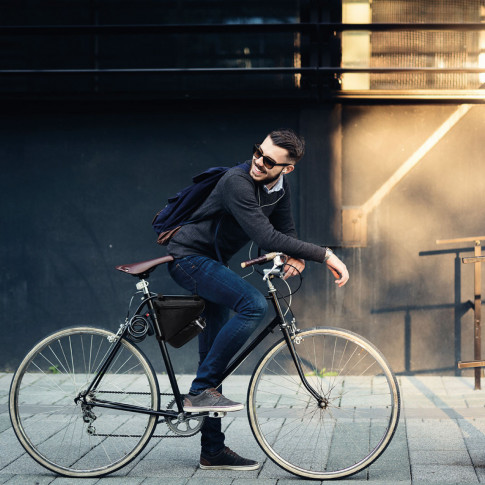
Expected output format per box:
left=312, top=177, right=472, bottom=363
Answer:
left=252, top=162, right=283, bottom=186
left=259, top=172, right=282, bottom=186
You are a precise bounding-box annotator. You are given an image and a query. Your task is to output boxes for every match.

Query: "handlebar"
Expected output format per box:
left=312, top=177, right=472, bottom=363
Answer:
left=241, top=252, right=282, bottom=268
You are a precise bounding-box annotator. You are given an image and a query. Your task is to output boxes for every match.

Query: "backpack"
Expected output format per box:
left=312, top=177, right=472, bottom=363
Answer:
left=152, top=165, right=230, bottom=245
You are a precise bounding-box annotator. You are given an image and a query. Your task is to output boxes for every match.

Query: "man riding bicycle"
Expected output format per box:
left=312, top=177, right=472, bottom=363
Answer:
left=167, top=128, right=349, bottom=470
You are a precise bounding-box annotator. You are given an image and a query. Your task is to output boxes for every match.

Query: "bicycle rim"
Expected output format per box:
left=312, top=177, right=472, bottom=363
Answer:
left=9, top=327, right=159, bottom=477
left=248, top=327, right=400, bottom=480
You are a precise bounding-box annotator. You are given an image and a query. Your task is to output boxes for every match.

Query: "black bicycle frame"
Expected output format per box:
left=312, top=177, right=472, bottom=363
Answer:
left=78, top=276, right=323, bottom=418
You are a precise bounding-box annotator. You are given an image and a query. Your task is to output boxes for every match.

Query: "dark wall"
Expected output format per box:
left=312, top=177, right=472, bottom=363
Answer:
left=3, top=100, right=485, bottom=378
left=0, top=101, right=318, bottom=373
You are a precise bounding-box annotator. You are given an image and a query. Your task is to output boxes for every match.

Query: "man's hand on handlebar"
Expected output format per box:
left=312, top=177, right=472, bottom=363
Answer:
left=326, top=253, right=349, bottom=287
left=283, top=257, right=305, bottom=280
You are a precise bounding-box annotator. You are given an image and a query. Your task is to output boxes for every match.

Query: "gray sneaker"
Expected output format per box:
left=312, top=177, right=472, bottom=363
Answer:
left=183, top=388, right=244, bottom=412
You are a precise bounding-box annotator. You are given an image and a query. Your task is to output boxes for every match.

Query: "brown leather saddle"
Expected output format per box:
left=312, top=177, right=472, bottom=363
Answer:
left=115, top=255, right=174, bottom=278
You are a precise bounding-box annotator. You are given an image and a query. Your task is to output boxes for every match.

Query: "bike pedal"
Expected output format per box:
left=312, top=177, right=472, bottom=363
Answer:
left=209, top=411, right=227, bottom=418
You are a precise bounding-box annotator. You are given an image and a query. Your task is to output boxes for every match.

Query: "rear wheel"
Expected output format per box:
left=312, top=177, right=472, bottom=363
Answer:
left=248, top=327, right=400, bottom=480
left=9, top=327, right=159, bottom=477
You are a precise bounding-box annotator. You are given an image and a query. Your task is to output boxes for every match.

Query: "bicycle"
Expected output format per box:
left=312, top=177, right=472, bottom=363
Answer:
left=9, top=252, right=400, bottom=480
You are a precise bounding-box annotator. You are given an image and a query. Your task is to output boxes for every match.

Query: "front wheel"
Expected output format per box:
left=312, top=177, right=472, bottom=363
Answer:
left=9, top=327, right=160, bottom=477
left=248, top=327, right=400, bottom=480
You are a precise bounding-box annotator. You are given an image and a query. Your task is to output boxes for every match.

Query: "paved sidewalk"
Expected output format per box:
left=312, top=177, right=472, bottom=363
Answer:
left=2, top=372, right=485, bottom=484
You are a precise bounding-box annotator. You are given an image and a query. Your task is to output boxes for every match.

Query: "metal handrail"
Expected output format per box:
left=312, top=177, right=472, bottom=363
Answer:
left=2, top=67, right=485, bottom=76
left=0, top=22, right=485, bottom=35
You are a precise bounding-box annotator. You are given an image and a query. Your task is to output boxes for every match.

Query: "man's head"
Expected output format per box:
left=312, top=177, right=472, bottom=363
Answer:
left=250, top=128, right=305, bottom=188
left=268, top=129, right=305, bottom=163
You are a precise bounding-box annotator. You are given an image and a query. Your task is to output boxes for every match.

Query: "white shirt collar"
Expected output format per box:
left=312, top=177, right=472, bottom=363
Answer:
left=263, top=175, right=284, bottom=194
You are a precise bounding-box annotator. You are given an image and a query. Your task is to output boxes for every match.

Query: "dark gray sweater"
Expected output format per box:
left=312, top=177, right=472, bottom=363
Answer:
left=167, top=162, right=327, bottom=265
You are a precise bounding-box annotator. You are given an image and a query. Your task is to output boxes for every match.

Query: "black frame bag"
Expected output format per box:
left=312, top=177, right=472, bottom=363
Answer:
left=152, top=295, right=206, bottom=348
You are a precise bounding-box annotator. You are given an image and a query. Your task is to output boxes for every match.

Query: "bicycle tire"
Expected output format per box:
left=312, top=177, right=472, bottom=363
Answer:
left=9, top=326, right=160, bottom=477
left=247, top=327, right=400, bottom=480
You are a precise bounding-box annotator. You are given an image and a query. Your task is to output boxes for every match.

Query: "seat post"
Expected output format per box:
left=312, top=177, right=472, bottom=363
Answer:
left=136, top=277, right=162, bottom=341
left=135, top=278, right=151, bottom=297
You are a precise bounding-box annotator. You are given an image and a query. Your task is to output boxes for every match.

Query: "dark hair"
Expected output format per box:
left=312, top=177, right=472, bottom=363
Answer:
left=269, top=128, right=305, bottom=163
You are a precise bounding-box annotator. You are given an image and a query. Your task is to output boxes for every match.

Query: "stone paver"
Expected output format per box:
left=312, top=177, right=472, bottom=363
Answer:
left=2, top=373, right=485, bottom=484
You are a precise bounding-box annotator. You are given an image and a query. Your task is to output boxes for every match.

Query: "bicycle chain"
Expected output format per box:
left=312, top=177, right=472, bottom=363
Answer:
left=88, top=392, right=193, bottom=438
left=93, top=432, right=188, bottom=438
left=96, top=390, right=173, bottom=396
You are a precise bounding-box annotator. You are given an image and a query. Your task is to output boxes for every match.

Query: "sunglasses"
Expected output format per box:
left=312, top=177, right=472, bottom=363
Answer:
left=253, top=144, right=293, bottom=170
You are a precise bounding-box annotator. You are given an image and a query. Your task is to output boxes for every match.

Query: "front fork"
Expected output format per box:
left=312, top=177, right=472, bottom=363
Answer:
left=266, top=275, right=329, bottom=408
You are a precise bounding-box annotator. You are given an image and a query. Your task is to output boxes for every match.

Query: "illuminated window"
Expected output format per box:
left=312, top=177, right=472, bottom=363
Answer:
left=341, top=0, right=483, bottom=93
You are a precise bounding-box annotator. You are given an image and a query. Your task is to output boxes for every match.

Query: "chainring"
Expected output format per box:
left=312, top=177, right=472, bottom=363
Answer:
left=165, top=398, right=205, bottom=436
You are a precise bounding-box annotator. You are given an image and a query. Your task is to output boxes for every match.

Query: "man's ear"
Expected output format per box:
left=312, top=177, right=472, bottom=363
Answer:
left=283, top=165, right=295, bottom=174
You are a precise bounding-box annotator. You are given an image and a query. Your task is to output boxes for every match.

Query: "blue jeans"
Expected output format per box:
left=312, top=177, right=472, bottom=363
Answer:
left=168, top=255, right=268, bottom=454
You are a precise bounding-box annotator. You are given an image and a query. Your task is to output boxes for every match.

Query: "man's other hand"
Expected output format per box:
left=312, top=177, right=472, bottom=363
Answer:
left=326, top=253, right=349, bottom=287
